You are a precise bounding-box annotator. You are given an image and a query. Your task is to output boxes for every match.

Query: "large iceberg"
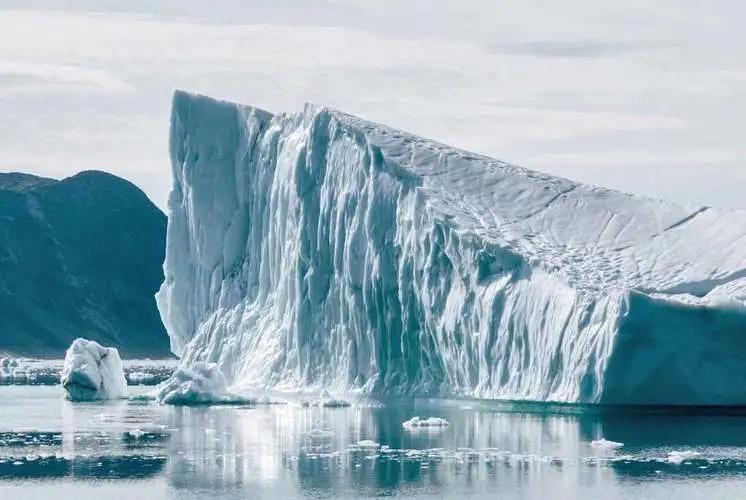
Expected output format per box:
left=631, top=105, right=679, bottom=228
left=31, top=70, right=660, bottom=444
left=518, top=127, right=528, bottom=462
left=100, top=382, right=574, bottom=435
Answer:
left=156, top=90, right=746, bottom=405
left=61, top=338, right=127, bottom=401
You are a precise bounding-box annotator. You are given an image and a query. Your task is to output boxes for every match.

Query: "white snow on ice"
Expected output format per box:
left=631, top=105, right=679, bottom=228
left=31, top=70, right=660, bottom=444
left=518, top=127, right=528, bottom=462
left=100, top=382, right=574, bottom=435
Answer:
left=156, top=90, right=746, bottom=405
left=155, top=362, right=253, bottom=405
left=60, top=338, right=127, bottom=401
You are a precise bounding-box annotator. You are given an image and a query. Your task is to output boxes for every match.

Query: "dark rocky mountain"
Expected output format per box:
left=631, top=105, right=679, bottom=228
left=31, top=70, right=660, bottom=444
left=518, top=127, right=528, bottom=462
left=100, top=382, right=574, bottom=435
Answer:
left=0, top=170, right=171, bottom=358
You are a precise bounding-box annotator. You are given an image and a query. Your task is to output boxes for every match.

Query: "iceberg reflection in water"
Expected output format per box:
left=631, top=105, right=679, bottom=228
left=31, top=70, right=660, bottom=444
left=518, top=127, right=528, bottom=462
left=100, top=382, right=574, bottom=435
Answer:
left=3, top=385, right=746, bottom=499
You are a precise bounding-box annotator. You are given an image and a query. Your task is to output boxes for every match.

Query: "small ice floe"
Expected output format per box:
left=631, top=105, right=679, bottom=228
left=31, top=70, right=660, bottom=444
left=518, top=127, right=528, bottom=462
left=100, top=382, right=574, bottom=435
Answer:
left=319, top=389, right=351, bottom=408
left=155, top=362, right=254, bottom=405
left=402, top=416, right=450, bottom=430
left=590, top=439, right=624, bottom=449
left=1, top=358, right=30, bottom=383
left=127, top=371, right=156, bottom=385
left=357, top=440, right=380, bottom=448
left=307, top=428, right=334, bottom=439
left=0, top=357, right=18, bottom=374
left=126, top=429, right=146, bottom=439
left=667, top=450, right=700, bottom=464
left=60, top=338, right=127, bottom=401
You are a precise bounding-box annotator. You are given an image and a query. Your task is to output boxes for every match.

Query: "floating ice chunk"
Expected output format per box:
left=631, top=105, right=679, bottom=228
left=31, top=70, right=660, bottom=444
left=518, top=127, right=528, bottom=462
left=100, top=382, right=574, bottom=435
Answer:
left=155, top=362, right=253, bottom=405
left=299, top=390, right=351, bottom=407
left=591, top=439, right=624, bottom=449
left=61, top=338, right=127, bottom=401
left=0, top=357, right=14, bottom=375
left=667, top=450, right=700, bottom=464
left=318, top=389, right=351, bottom=408
left=402, top=417, right=450, bottom=429
left=307, top=429, right=334, bottom=439
left=127, top=371, right=156, bottom=385
left=127, top=429, right=146, bottom=439
left=357, top=440, right=380, bottom=448
left=0, top=358, right=25, bottom=382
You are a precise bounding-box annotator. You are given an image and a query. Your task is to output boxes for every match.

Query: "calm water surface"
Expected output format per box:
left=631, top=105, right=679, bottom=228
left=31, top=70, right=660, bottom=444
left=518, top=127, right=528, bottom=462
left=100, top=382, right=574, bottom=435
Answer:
left=2, top=371, right=746, bottom=499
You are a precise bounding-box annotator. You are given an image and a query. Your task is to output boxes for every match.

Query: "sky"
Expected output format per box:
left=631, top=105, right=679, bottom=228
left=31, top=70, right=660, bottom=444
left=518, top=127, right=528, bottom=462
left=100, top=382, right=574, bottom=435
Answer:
left=1, top=0, right=745, bottom=210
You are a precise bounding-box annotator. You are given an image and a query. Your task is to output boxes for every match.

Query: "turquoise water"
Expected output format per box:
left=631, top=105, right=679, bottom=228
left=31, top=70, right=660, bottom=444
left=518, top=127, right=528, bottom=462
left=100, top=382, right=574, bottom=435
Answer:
left=2, top=382, right=746, bottom=499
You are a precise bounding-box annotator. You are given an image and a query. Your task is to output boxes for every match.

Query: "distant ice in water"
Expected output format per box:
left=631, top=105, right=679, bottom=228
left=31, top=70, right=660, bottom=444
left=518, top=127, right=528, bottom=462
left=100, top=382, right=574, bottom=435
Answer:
left=127, top=371, right=157, bottom=385
left=356, top=440, right=381, bottom=448
left=318, top=390, right=351, bottom=408
left=307, top=428, right=334, bottom=439
left=60, top=338, right=127, bottom=401
left=591, top=439, right=624, bottom=449
left=667, top=450, right=701, bottom=464
left=403, top=416, right=450, bottom=429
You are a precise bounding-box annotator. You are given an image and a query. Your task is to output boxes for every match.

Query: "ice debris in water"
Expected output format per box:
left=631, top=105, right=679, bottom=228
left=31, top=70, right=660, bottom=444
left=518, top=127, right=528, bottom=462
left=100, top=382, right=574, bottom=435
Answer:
left=319, top=389, right=351, bottom=408
left=0, top=357, right=17, bottom=376
left=357, top=440, right=380, bottom=448
left=0, top=358, right=29, bottom=382
left=402, top=417, right=450, bottom=429
left=300, top=390, right=351, bottom=407
left=155, top=362, right=253, bottom=405
left=667, top=450, right=700, bottom=464
left=591, top=439, right=624, bottom=449
left=127, top=371, right=157, bottom=385
left=60, top=338, right=127, bottom=401
left=307, top=429, right=334, bottom=439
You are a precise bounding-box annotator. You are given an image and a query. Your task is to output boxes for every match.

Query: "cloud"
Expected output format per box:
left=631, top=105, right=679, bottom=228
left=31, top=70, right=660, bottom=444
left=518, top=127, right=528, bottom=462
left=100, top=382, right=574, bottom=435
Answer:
left=0, top=4, right=744, bottom=210
left=493, top=39, right=674, bottom=58
left=0, top=61, right=132, bottom=93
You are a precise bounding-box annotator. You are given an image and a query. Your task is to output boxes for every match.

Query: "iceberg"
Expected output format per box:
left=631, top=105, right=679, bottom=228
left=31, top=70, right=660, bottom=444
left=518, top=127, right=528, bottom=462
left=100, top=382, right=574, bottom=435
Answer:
left=61, top=338, right=127, bottom=401
left=156, top=90, right=746, bottom=406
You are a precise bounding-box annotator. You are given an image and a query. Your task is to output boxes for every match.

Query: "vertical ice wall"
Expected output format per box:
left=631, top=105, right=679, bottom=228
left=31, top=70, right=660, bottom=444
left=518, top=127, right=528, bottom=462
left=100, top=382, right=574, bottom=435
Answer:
left=157, top=91, right=746, bottom=405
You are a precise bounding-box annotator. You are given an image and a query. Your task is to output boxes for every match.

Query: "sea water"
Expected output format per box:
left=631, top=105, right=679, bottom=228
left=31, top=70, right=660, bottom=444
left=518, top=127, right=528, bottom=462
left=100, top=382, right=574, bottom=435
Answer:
left=1, top=362, right=746, bottom=499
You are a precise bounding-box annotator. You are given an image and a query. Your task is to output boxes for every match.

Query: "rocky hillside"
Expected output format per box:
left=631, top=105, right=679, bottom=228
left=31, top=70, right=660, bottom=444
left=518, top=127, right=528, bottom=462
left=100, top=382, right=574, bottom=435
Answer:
left=0, top=170, right=170, bottom=358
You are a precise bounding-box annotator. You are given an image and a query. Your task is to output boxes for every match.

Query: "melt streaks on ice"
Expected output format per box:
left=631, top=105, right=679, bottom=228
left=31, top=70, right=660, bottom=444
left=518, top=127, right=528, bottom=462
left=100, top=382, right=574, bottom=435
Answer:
left=156, top=90, right=746, bottom=405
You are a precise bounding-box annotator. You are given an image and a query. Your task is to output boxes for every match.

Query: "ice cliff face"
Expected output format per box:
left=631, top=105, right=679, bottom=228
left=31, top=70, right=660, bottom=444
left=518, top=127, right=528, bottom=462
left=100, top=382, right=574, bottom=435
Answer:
left=157, top=90, right=746, bottom=405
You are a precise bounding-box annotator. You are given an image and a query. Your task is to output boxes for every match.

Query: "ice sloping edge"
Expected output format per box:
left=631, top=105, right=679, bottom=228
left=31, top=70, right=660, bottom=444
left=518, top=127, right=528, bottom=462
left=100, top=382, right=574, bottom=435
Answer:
left=157, top=90, right=746, bottom=405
